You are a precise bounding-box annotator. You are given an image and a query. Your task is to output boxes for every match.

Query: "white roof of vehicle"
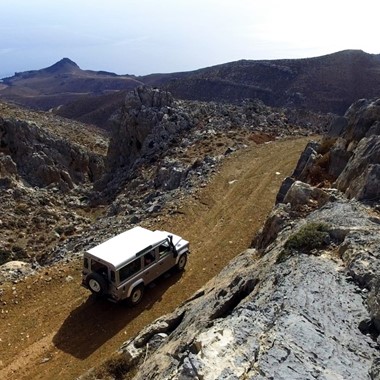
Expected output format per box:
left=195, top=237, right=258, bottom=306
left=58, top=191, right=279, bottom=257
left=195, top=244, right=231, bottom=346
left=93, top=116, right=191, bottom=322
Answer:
left=86, top=226, right=169, bottom=270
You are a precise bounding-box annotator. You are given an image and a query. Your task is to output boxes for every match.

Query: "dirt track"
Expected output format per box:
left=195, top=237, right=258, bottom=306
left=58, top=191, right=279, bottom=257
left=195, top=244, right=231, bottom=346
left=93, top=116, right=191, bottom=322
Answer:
left=0, top=137, right=312, bottom=379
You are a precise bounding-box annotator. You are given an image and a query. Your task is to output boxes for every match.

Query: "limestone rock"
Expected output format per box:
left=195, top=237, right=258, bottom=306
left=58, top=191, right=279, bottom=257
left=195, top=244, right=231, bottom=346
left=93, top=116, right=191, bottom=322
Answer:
left=291, top=140, right=320, bottom=181
left=284, top=97, right=380, bottom=201
left=368, top=278, right=380, bottom=332
left=343, top=98, right=380, bottom=141
left=283, top=180, right=331, bottom=211
left=252, top=203, right=291, bottom=252
left=328, top=115, right=348, bottom=137
left=0, top=117, right=105, bottom=190
left=118, top=200, right=379, bottom=380
left=154, top=162, right=189, bottom=191
left=106, top=86, right=190, bottom=172
left=334, top=136, right=380, bottom=200
left=327, top=137, right=353, bottom=178
left=0, top=260, right=35, bottom=282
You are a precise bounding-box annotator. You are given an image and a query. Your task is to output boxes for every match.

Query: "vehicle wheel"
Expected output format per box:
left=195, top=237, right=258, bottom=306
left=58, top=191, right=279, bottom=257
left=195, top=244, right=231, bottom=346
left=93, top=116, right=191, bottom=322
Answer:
left=129, top=285, right=144, bottom=306
left=86, top=273, right=107, bottom=296
left=176, top=253, right=187, bottom=271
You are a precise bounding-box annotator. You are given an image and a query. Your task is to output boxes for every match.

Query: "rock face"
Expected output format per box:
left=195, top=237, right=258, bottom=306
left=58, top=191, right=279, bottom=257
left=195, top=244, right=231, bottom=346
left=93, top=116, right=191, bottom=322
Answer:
left=116, top=198, right=379, bottom=380
left=106, top=86, right=192, bottom=171
left=287, top=98, right=380, bottom=202
left=0, top=117, right=105, bottom=190
left=106, top=98, right=380, bottom=380
left=0, top=102, right=109, bottom=269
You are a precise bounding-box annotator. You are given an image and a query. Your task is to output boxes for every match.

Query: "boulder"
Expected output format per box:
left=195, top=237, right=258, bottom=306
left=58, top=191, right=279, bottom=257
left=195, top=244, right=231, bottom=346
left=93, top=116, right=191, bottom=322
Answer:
left=327, top=137, right=353, bottom=178
left=283, top=180, right=331, bottom=211
left=154, top=162, right=189, bottom=191
left=252, top=203, right=291, bottom=252
left=368, top=278, right=380, bottom=331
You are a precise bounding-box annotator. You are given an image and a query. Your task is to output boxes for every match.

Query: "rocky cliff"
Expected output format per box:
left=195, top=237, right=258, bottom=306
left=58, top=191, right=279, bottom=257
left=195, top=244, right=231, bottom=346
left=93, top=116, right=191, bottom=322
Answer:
left=0, top=118, right=105, bottom=191
left=0, top=102, right=108, bottom=268
left=92, top=98, right=380, bottom=379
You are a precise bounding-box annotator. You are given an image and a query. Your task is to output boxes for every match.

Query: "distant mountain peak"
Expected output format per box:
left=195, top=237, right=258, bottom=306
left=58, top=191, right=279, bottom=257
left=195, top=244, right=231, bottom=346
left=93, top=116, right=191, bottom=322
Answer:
left=44, top=58, right=80, bottom=73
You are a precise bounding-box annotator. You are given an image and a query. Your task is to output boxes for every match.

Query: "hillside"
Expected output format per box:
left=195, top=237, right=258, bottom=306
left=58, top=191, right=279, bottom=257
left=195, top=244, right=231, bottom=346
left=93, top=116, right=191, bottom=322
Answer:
left=142, top=50, right=380, bottom=114
left=0, top=88, right=325, bottom=379
left=0, top=89, right=379, bottom=379
left=2, top=50, right=380, bottom=129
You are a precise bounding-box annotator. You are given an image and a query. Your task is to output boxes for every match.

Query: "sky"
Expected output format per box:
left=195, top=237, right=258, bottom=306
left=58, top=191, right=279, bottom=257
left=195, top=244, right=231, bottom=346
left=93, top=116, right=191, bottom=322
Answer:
left=1, top=0, right=379, bottom=78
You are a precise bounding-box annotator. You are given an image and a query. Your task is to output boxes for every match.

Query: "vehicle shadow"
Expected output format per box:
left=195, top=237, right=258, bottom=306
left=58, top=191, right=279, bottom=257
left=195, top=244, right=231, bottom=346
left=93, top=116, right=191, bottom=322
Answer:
left=53, top=271, right=183, bottom=359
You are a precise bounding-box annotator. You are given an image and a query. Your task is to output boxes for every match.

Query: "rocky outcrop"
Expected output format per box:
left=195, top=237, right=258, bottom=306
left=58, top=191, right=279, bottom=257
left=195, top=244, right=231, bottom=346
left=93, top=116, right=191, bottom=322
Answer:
left=90, top=98, right=380, bottom=379
left=94, top=87, right=330, bottom=201
left=0, top=104, right=109, bottom=269
left=106, top=86, right=192, bottom=172
left=334, top=136, right=380, bottom=201
left=0, top=117, right=105, bottom=190
left=285, top=98, right=380, bottom=202
left=111, top=196, right=379, bottom=380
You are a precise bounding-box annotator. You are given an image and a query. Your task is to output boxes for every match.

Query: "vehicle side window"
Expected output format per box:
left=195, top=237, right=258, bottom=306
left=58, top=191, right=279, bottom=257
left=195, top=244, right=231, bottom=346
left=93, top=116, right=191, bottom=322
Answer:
left=144, top=252, right=156, bottom=266
left=83, top=257, right=89, bottom=269
left=119, top=259, right=141, bottom=282
left=158, top=241, right=170, bottom=257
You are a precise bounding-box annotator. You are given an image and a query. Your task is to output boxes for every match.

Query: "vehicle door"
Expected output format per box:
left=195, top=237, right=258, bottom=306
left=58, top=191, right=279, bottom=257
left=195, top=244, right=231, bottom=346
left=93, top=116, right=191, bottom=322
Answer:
left=155, top=240, right=176, bottom=277
left=142, top=250, right=157, bottom=284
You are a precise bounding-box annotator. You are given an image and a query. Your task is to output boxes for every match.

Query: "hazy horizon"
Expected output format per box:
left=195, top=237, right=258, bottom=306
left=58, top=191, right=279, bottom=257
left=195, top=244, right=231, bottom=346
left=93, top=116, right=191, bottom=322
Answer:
left=1, top=0, right=379, bottom=79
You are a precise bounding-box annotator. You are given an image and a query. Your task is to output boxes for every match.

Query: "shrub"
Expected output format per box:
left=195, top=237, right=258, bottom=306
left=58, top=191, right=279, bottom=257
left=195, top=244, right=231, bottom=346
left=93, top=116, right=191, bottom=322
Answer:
left=285, top=222, right=330, bottom=252
left=277, top=222, right=331, bottom=263
left=0, top=248, right=12, bottom=265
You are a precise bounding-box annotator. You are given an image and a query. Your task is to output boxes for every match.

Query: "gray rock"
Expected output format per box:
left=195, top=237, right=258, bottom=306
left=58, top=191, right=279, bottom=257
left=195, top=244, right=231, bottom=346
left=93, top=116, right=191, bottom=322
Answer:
left=334, top=136, right=380, bottom=200
left=283, top=180, right=331, bottom=211
left=328, top=116, right=348, bottom=137
left=328, top=138, right=353, bottom=178
left=154, top=163, right=189, bottom=191
left=367, top=278, right=380, bottom=331
left=252, top=203, right=291, bottom=252
left=343, top=98, right=380, bottom=141
left=117, top=200, right=379, bottom=380
left=275, top=176, right=295, bottom=204
left=370, top=357, right=380, bottom=380
left=291, top=141, right=320, bottom=180
left=106, top=86, right=191, bottom=173
left=0, top=117, right=105, bottom=190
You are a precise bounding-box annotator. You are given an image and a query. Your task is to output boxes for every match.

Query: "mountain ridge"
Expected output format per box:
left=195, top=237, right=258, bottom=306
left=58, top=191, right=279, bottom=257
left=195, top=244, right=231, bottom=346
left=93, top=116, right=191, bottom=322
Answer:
left=1, top=50, right=380, bottom=128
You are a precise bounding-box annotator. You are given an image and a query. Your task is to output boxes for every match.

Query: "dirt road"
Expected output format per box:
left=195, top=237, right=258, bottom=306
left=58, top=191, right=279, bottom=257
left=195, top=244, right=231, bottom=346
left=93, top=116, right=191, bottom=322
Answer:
left=0, top=137, right=312, bottom=379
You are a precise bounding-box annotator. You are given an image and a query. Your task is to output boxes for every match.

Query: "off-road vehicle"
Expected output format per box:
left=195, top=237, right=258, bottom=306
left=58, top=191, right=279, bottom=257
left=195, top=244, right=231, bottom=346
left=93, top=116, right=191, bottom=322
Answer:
left=82, top=226, right=189, bottom=304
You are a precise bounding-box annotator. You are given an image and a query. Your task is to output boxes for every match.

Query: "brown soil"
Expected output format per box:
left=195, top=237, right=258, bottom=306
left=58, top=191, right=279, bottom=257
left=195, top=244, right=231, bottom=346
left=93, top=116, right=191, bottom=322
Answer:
left=0, top=136, right=312, bottom=379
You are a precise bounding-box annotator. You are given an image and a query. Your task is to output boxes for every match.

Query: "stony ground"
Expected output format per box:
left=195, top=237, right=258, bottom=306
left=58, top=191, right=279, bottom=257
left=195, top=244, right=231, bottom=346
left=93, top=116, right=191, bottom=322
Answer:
left=0, top=136, right=312, bottom=380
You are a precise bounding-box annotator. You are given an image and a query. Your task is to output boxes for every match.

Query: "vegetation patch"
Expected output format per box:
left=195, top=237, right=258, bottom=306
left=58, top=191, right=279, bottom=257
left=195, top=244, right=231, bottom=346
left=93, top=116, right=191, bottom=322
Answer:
left=277, top=222, right=331, bottom=263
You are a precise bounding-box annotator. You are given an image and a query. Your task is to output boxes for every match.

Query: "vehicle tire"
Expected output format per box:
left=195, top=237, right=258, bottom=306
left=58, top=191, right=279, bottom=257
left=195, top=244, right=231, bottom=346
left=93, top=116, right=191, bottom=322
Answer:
left=86, top=273, right=107, bottom=296
left=176, top=253, right=187, bottom=272
left=129, top=284, right=144, bottom=306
